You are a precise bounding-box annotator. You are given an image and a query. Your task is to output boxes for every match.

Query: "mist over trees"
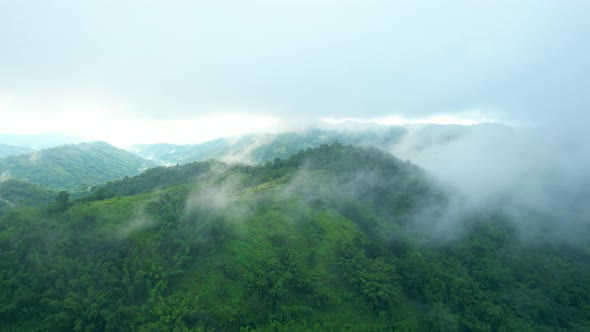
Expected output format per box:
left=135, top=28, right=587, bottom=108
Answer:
left=391, top=124, right=590, bottom=244
left=127, top=125, right=406, bottom=166
left=0, top=143, right=588, bottom=331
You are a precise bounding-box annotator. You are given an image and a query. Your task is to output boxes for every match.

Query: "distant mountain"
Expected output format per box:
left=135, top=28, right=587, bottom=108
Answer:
left=0, top=142, right=155, bottom=191
left=128, top=124, right=407, bottom=165
left=128, top=139, right=230, bottom=166
left=0, top=133, right=80, bottom=148
left=0, top=144, right=33, bottom=158
left=127, top=123, right=512, bottom=167
left=94, top=159, right=223, bottom=198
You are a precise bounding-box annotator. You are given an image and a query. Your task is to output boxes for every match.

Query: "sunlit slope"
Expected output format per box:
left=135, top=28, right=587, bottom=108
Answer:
left=0, top=141, right=154, bottom=191
left=1, top=144, right=589, bottom=331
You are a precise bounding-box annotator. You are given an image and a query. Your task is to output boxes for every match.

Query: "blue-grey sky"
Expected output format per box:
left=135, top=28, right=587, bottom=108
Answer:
left=1, top=1, right=589, bottom=145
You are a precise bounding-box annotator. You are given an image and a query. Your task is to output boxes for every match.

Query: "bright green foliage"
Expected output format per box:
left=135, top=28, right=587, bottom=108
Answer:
left=0, top=142, right=154, bottom=191
left=0, top=144, right=589, bottom=331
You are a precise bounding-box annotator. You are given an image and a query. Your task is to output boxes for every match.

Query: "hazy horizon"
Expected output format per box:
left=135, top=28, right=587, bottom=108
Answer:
left=2, top=1, right=589, bottom=146
left=0, top=119, right=507, bottom=149
left=2, top=1, right=588, bottom=234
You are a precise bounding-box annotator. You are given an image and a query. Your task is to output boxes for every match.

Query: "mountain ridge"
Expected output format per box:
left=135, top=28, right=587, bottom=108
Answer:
left=0, top=141, right=155, bottom=191
left=127, top=125, right=408, bottom=166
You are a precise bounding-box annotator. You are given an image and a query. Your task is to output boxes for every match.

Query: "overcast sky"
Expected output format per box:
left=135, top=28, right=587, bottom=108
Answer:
left=1, top=1, right=588, bottom=147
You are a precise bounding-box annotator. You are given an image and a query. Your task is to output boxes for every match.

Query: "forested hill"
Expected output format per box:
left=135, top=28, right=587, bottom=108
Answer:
left=94, top=143, right=437, bottom=216
left=1, top=144, right=589, bottom=331
left=128, top=125, right=406, bottom=165
left=0, top=141, right=154, bottom=191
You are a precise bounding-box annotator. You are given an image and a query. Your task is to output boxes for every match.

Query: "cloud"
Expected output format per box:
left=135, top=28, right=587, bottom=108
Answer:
left=221, top=134, right=275, bottom=165
left=391, top=123, right=590, bottom=243
left=0, top=107, right=279, bottom=148
left=0, top=172, right=11, bottom=183
left=117, top=199, right=157, bottom=239
left=0, top=1, right=588, bottom=130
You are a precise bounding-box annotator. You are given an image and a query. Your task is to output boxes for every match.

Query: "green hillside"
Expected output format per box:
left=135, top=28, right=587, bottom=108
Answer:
left=0, top=142, right=154, bottom=191
left=0, top=144, right=588, bottom=331
left=128, top=125, right=406, bottom=165
left=91, top=160, right=224, bottom=199
left=0, top=179, right=56, bottom=215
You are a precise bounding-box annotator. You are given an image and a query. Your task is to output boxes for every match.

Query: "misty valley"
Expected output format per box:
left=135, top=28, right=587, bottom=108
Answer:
left=0, top=126, right=589, bottom=332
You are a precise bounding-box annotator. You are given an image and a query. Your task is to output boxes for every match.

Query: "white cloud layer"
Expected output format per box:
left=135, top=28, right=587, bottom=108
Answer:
left=0, top=0, right=588, bottom=141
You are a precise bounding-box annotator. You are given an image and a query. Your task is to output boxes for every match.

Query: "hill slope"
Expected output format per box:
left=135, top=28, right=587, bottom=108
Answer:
left=0, top=179, right=56, bottom=215
left=1, top=144, right=589, bottom=331
left=128, top=125, right=406, bottom=165
left=0, top=142, right=154, bottom=191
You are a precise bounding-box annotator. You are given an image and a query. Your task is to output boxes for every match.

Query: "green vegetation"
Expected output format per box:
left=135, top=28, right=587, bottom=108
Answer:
left=0, top=144, right=588, bottom=331
left=0, top=142, right=154, bottom=191
left=0, top=179, right=56, bottom=215
left=93, top=160, right=223, bottom=198
left=128, top=126, right=406, bottom=165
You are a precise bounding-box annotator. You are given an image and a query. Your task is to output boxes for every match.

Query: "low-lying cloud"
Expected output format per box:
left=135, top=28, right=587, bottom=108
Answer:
left=391, top=123, right=590, bottom=243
